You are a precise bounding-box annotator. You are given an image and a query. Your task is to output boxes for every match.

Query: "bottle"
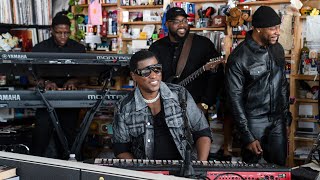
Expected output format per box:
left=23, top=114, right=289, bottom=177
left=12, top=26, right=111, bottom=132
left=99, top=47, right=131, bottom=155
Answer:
left=299, top=37, right=309, bottom=74
left=101, top=9, right=108, bottom=36
left=68, top=154, right=77, bottom=162
left=0, top=74, right=6, bottom=86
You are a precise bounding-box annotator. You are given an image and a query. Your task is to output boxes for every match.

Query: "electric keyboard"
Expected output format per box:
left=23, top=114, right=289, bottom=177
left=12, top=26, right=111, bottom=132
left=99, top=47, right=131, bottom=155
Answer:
left=90, top=158, right=291, bottom=180
left=0, top=90, right=129, bottom=108
left=0, top=52, right=131, bottom=66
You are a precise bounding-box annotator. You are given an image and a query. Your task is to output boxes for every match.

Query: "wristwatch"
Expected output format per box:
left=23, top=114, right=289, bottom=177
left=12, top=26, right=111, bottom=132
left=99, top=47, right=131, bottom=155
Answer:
left=201, top=103, right=209, bottom=110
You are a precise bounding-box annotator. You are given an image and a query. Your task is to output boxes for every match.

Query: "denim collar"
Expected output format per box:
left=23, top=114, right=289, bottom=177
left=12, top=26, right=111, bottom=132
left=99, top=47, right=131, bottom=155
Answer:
left=134, top=82, right=176, bottom=111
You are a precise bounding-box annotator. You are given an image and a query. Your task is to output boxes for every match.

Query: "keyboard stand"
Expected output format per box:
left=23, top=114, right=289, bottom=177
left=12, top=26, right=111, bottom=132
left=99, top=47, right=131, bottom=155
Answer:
left=36, top=87, right=70, bottom=158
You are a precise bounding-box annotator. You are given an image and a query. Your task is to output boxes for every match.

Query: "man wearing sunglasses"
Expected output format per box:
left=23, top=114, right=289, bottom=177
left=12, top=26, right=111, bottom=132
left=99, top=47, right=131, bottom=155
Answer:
left=112, top=50, right=212, bottom=161
left=30, top=11, right=86, bottom=160
left=149, top=7, right=224, bottom=115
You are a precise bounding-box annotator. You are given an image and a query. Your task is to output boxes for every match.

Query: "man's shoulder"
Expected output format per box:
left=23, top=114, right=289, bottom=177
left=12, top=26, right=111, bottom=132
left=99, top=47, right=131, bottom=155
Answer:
left=32, top=39, right=51, bottom=50
left=116, top=90, right=135, bottom=110
left=165, top=83, right=186, bottom=95
left=149, top=36, right=169, bottom=49
left=32, top=38, right=52, bottom=52
left=193, top=33, right=212, bottom=44
left=67, top=39, right=86, bottom=49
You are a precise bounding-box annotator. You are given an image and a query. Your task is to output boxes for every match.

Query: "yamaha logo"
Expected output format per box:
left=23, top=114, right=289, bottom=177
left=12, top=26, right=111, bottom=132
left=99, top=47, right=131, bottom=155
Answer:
left=1, top=54, right=8, bottom=59
left=1, top=54, right=28, bottom=59
left=0, top=94, right=21, bottom=101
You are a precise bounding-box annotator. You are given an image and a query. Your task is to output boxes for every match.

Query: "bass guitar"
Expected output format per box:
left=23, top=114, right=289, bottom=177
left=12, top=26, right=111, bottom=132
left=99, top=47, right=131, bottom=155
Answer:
left=168, top=56, right=225, bottom=87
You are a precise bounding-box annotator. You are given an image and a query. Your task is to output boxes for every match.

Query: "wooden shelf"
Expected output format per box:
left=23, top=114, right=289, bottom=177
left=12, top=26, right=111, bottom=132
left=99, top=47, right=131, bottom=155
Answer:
left=293, top=157, right=307, bottom=161
left=297, top=118, right=318, bottom=123
left=295, top=99, right=318, bottom=103
left=173, top=0, right=226, bottom=2
left=104, top=35, right=118, bottom=38
left=294, top=137, right=316, bottom=142
left=121, top=21, right=162, bottom=25
left=285, top=54, right=291, bottom=58
left=291, top=74, right=319, bottom=81
left=122, top=38, right=159, bottom=41
left=120, top=5, right=163, bottom=9
left=77, top=3, right=117, bottom=7
left=190, top=27, right=225, bottom=31
left=232, top=35, right=245, bottom=39
left=122, top=38, right=146, bottom=41
left=236, top=0, right=290, bottom=5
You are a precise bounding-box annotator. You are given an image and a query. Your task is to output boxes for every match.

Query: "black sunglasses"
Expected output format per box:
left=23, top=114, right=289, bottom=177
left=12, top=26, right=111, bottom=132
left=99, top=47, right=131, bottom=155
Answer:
left=134, top=64, right=162, bottom=77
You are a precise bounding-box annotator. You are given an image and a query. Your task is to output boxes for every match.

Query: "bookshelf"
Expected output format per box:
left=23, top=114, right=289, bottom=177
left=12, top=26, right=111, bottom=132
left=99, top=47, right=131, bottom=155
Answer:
left=288, top=0, right=320, bottom=166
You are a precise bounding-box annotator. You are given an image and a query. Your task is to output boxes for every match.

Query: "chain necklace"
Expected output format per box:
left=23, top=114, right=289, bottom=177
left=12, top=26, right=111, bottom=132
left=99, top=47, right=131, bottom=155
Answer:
left=142, top=92, right=160, bottom=104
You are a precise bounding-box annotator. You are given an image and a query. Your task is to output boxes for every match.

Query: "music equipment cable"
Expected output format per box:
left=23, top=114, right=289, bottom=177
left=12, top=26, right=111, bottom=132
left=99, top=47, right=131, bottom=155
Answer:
left=213, top=172, right=245, bottom=180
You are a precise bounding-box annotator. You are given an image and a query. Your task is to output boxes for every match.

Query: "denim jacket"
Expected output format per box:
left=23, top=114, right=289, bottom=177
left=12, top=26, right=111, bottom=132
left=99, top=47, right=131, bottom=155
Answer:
left=112, top=82, right=211, bottom=159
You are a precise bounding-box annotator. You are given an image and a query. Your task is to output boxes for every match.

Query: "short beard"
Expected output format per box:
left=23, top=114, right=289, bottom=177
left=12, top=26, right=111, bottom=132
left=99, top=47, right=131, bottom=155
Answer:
left=169, top=28, right=190, bottom=42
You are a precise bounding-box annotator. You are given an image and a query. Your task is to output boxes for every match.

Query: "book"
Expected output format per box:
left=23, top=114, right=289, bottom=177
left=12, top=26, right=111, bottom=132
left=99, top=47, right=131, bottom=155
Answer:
left=10, top=28, right=38, bottom=52
left=0, top=165, right=16, bottom=180
left=5, top=176, right=20, bottom=180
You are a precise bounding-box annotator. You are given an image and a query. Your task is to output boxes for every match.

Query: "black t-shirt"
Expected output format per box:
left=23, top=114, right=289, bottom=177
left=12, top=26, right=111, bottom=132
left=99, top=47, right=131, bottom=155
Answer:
left=149, top=34, right=224, bottom=106
left=153, top=103, right=182, bottom=160
left=32, top=37, right=86, bottom=86
left=32, top=37, right=86, bottom=53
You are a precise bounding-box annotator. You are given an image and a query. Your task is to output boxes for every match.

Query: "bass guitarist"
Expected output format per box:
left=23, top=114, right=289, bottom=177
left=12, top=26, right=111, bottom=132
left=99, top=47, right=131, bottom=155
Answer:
left=149, top=7, right=224, bottom=115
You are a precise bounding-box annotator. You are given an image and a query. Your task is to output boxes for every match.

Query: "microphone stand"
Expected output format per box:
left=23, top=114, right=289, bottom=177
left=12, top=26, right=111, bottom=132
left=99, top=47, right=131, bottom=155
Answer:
left=179, top=90, right=195, bottom=178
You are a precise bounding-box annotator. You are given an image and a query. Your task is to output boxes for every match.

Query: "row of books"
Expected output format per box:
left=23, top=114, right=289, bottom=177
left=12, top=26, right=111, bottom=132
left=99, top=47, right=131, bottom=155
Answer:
left=0, top=0, right=52, bottom=25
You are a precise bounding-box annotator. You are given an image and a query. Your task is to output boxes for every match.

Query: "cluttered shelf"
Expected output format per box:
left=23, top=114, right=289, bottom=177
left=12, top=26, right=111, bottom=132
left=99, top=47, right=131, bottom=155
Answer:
left=121, top=21, right=162, bottom=25
left=172, top=0, right=227, bottom=2
left=120, top=5, right=163, bottom=9
left=190, top=27, right=225, bottom=31
left=122, top=38, right=159, bottom=41
left=236, top=0, right=290, bottom=6
left=77, top=3, right=117, bottom=7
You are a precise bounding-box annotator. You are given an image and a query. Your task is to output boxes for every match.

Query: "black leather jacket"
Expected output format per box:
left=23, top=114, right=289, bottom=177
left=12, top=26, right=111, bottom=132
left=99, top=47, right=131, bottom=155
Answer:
left=225, top=31, right=291, bottom=145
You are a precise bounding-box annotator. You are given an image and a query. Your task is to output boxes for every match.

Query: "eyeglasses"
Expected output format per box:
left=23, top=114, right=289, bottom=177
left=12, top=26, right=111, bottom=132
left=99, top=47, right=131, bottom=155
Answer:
left=168, top=19, right=188, bottom=25
left=134, top=64, right=162, bottom=77
left=53, top=30, right=71, bottom=37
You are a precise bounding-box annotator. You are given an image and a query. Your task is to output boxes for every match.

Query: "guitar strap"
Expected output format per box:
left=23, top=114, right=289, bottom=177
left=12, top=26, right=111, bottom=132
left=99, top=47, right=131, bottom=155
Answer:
left=175, top=33, right=194, bottom=78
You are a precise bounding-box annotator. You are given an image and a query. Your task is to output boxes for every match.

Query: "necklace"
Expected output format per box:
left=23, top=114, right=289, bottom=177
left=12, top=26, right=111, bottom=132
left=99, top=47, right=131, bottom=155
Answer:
left=142, top=92, right=160, bottom=104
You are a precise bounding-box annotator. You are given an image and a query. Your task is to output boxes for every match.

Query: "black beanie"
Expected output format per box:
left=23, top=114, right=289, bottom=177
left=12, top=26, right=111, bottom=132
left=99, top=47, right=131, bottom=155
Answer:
left=252, top=6, right=281, bottom=28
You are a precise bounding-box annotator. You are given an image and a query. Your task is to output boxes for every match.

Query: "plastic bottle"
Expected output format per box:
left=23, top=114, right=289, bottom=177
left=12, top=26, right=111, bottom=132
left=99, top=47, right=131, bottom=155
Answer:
left=68, top=154, right=77, bottom=162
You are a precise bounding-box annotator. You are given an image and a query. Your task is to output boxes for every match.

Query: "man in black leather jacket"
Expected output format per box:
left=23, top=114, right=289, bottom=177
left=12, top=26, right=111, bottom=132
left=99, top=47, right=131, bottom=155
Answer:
left=225, top=6, right=291, bottom=166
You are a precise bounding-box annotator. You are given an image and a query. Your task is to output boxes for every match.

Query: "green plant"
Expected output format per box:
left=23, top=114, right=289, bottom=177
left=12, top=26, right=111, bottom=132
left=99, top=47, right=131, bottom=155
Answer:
left=68, top=0, right=85, bottom=41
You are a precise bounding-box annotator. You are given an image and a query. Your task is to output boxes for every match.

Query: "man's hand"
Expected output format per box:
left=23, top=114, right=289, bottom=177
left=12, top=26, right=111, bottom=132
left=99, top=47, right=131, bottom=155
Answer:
left=63, top=79, right=79, bottom=90
left=45, top=81, right=58, bottom=90
left=246, top=140, right=263, bottom=155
